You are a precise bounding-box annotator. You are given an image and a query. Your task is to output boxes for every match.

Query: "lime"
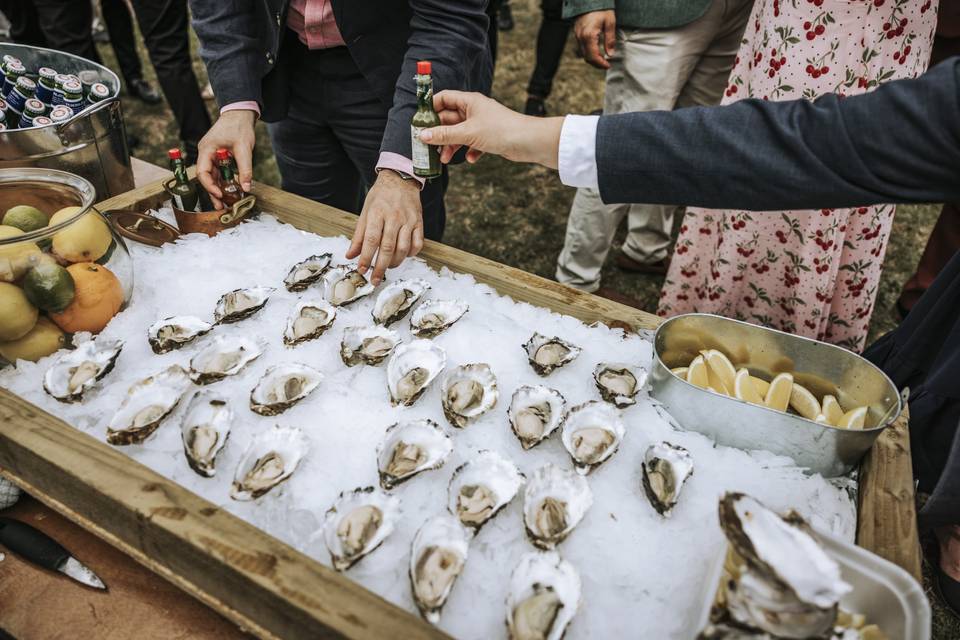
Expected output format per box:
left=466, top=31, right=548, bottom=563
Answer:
left=0, top=281, right=39, bottom=341
left=22, top=261, right=76, bottom=312
left=49, top=207, right=112, bottom=263
left=0, top=317, right=65, bottom=363
left=3, top=205, right=47, bottom=232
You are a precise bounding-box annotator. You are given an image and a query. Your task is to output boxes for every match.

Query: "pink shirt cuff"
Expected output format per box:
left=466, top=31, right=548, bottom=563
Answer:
left=221, top=101, right=261, bottom=118
left=376, top=152, right=426, bottom=188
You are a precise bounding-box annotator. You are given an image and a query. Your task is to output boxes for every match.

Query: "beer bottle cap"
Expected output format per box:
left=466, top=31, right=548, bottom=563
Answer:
left=416, top=61, right=431, bottom=75
left=215, top=148, right=231, bottom=161
left=63, top=79, right=82, bottom=93
left=89, top=83, right=111, bottom=99
left=39, top=67, right=57, bottom=80
left=16, top=77, right=36, bottom=92
left=32, top=116, right=52, bottom=126
left=25, top=98, right=44, bottom=114
left=168, top=148, right=183, bottom=160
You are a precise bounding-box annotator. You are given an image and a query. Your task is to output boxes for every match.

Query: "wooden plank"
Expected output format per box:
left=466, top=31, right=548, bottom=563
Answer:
left=856, top=406, right=923, bottom=582
left=0, top=389, right=446, bottom=640
left=132, top=157, right=172, bottom=188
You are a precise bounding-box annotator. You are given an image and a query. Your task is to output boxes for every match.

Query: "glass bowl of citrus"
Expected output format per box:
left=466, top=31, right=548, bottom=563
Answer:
left=0, top=168, right=133, bottom=364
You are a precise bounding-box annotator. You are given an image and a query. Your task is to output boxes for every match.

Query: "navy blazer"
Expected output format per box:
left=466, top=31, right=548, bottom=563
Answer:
left=594, top=57, right=960, bottom=209
left=189, top=0, right=493, bottom=161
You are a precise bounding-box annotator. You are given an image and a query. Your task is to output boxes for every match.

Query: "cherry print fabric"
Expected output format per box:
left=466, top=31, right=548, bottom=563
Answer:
left=657, top=0, right=938, bottom=352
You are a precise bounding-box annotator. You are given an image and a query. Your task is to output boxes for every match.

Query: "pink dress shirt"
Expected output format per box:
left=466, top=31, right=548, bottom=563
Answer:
left=221, top=0, right=421, bottom=185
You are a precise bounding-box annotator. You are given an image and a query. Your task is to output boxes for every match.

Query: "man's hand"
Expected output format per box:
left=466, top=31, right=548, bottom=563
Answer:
left=346, top=170, right=424, bottom=285
left=196, top=110, right=257, bottom=208
left=574, top=10, right=616, bottom=70
left=421, top=91, right=564, bottom=169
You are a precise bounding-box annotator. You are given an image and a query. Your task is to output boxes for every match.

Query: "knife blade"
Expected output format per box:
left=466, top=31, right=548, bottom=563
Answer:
left=0, top=517, right=107, bottom=590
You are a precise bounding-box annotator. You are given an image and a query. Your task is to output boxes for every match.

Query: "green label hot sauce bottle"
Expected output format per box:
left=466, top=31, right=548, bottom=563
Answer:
left=168, top=148, right=200, bottom=212
left=411, top=60, right=441, bottom=179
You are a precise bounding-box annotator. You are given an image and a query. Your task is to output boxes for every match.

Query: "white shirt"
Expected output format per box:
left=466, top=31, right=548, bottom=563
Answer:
left=558, top=115, right=601, bottom=190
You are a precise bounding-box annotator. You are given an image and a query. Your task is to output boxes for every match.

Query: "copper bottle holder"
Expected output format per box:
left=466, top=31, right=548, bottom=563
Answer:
left=162, top=177, right=257, bottom=237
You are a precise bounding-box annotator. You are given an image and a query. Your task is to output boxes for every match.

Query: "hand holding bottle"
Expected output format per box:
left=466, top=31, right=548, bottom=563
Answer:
left=196, top=109, right=256, bottom=208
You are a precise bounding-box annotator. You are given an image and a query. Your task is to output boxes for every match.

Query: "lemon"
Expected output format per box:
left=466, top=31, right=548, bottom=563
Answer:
left=3, top=205, right=47, bottom=232
left=821, top=395, right=844, bottom=425
left=702, top=349, right=736, bottom=394
left=734, top=368, right=764, bottom=404
left=0, top=317, right=65, bottom=363
left=751, top=376, right=771, bottom=396
left=789, top=383, right=821, bottom=420
left=686, top=355, right=710, bottom=389
left=0, top=281, right=39, bottom=341
left=763, top=372, right=794, bottom=412
left=838, top=406, right=868, bottom=430
left=671, top=366, right=689, bottom=378
left=50, top=207, right=112, bottom=263
left=22, top=261, right=76, bottom=312
left=814, top=414, right=830, bottom=424
left=0, top=225, right=42, bottom=282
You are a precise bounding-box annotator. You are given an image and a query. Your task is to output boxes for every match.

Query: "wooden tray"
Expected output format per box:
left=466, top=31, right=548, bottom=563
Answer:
left=0, top=176, right=921, bottom=639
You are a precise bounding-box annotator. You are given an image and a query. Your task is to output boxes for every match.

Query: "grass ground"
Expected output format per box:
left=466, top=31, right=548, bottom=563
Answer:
left=99, top=1, right=955, bottom=635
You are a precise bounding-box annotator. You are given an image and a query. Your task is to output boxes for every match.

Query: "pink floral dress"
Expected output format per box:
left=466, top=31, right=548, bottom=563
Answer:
left=657, top=0, right=938, bottom=352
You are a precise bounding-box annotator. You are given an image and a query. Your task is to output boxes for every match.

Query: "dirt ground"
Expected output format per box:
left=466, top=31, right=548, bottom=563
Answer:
left=99, top=1, right=954, bottom=635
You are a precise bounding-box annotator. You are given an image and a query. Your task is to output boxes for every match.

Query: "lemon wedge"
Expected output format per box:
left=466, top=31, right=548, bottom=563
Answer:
left=764, top=373, right=793, bottom=412
left=671, top=367, right=689, bottom=378
left=750, top=376, right=771, bottom=396
left=821, top=395, right=844, bottom=425
left=734, top=368, right=763, bottom=404
left=702, top=349, right=736, bottom=394
left=686, top=355, right=709, bottom=389
left=838, top=406, right=868, bottom=429
left=789, top=383, right=821, bottom=420
left=813, top=414, right=830, bottom=424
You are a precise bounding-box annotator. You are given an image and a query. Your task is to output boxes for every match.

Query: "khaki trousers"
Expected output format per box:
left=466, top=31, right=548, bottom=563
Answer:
left=556, top=0, right=752, bottom=292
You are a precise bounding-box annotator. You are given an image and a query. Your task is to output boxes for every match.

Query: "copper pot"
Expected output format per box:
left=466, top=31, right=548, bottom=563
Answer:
left=162, top=177, right=257, bottom=237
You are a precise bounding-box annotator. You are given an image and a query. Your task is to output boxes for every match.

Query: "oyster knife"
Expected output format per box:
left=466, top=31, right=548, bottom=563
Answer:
left=0, top=517, right=106, bottom=590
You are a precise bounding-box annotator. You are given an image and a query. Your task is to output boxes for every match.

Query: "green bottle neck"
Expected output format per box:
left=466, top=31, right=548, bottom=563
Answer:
left=416, top=74, right=433, bottom=110
left=170, top=158, right=190, bottom=185
left=218, top=160, right=235, bottom=182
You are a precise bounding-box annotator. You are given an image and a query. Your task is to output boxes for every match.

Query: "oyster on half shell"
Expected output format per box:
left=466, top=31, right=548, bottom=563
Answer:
left=147, top=315, right=212, bottom=354
left=322, top=266, right=375, bottom=306
left=283, top=299, right=337, bottom=346
left=213, top=286, right=272, bottom=324
left=386, top=339, right=446, bottom=406
left=522, top=464, right=592, bottom=550
left=372, top=278, right=430, bottom=326
left=641, top=442, right=694, bottom=517
left=506, top=551, right=581, bottom=640
left=377, top=419, right=452, bottom=490
left=523, top=333, right=581, bottom=376
left=447, top=450, right=524, bottom=533
left=250, top=363, right=322, bottom=415
left=340, top=325, right=400, bottom=366
left=593, top=362, right=643, bottom=407
left=107, top=365, right=192, bottom=446
left=560, top=401, right=625, bottom=474
left=283, top=254, right=332, bottom=292
left=188, top=335, right=263, bottom=384
left=409, top=299, right=468, bottom=338
left=508, top=385, right=566, bottom=450
left=409, top=514, right=470, bottom=624
left=180, top=391, right=232, bottom=477
left=441, top=363, right=498, bottom=428
left=230, top=425, right=309, bottom=500
left=323, top=486, right=401, bottom=571
left=43, top=337, right=123, bottom=403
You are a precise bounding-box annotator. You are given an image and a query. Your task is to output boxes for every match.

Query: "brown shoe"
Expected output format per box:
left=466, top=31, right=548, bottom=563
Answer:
left=594, top=287, right=646, bottom=310
left=615, top=253, right=669, bottom=275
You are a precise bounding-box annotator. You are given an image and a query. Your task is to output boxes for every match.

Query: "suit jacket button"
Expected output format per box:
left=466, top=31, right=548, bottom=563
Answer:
left=266, top=52, right=274, bottom=64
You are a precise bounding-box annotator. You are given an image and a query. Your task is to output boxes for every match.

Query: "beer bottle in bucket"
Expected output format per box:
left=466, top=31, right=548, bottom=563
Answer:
left=2, top=60, right=25, bottom=101
left=411, top=61, right=441, bottom=179
left=36, top=67, right=57, bottom=105
left=62, top=79, right=84, bottom=113
left=0, top=99, right=7, bottom=128
left=168, top=148, right=200, bottom=212
left=215, top=148, right=244, bottom=207
left=86, top=83, right=111, bottom=106
left=51, top=74, right=70, bottom=107
left=49, top=105, right=73, bottom=124
left=20, top=99, right=45, bottom=128
left=7, top=77, right=37, bottom=127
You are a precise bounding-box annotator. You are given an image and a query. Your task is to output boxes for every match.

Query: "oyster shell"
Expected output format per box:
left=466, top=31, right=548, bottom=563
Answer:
left=409, top=514, right=470, bottom=624
left=322, top=266, right=375, bottom=306
left=283, top=299, right=337, bottom=346
left=522, top=464, right=592, bottom=549
left=107, top=365, right=192, bottom=446
left=641, top=442, right=694, bottom=517
left=43, top=337, right=122, bottom=403
left=188, top=335, right=263, bottom=384
left=180, top=391, right=232, bottom=477
left=230, top=425, right=309, bottom=500
left=213, top=286, right=272, bottom=324
left=340, top=325, right=400, bottom=367
left=440, top=363, right=498, bottom=428
left=323, top=486, right=401, bottom=571
left=508, top=385, right=566, bottom=450
left=283, top=254, right=332, bottom=291
left=386, top=339, right=446, bottom=406
left=447, top=450, right=524, bottom=533
left=377, top=419, right=453, bottom=490
left=523, top=333, right=581, bottom=376
left=147, top=315, right=212, bottom=354
left=560, top=401, right=625, bottom=474
left=506, top=551, right=581, bottom=640
left=409, top=299, right=468, bottom=338
left=372, top=278, right=430, bottom=326
left=250, top=363, right=323, bottom=415
left=593, top=362, right=642, bottom=407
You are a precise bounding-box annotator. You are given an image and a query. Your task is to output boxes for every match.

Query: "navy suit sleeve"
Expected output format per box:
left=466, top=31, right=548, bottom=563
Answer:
left=189, top=0, right=265, bottom=108
left=379, top=0, right=492, bottom=160
left=596, top=57, right=960, bottom=209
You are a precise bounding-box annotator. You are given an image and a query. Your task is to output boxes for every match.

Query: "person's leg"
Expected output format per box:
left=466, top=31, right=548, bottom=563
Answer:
left=487, top=0, right=501, bottom=65
left=31, top=0, right=101, bottom=62
left=525, top=0, right=570, bottom=115
left=498, top=0, right=514, bottom=32
left=0, top=0, right=48, bottom=47
left=129, top=0, right=211, bottom=148
left=898, top=203, right=960, bottom=313
left=99, top=0, right=142, bottom=87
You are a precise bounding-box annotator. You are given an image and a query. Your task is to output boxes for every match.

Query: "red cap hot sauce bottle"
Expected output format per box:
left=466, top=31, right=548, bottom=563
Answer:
left=168, top=148, right=200, bottom=212
left=411, top=60, right=441, bottom=179
left=215, top=148, right=244, bottom=207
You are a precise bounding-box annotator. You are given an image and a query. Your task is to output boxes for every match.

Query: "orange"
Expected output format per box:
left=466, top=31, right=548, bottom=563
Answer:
left=49, top=262, right=124, bottom=333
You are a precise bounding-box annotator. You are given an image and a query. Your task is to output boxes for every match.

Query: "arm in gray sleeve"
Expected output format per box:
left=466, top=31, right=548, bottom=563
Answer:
left=189, top=0, right=265, bottom=108
left=596, top=57, right=960, bottom=209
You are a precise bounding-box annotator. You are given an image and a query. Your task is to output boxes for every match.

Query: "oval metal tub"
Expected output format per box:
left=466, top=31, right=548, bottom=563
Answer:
left=648, top=313, right=901, bottom=477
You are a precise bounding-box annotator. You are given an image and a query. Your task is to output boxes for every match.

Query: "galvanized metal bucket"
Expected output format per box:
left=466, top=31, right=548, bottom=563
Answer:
left=0, top=43, right=133, bottom=198
left=648, top=313, right=902, bottom=477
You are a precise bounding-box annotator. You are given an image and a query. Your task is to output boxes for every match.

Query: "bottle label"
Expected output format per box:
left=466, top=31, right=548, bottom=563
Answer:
left=411, top=126, right=432, bottom=171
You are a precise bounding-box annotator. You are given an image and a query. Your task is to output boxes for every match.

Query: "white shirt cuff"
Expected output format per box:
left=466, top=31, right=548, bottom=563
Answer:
left=558, top=115, right=600, bottom=190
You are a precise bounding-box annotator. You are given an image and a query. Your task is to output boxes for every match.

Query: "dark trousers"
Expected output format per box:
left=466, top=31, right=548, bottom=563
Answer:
left=267, top=41, right=447, bottom=241
left=2, top=0, right=101, bottom=61
left=487, top=0, right=502, bottom=63
left=526, top=0, right=571, bottom=98
left=100, top=0, right=144, bottom=86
